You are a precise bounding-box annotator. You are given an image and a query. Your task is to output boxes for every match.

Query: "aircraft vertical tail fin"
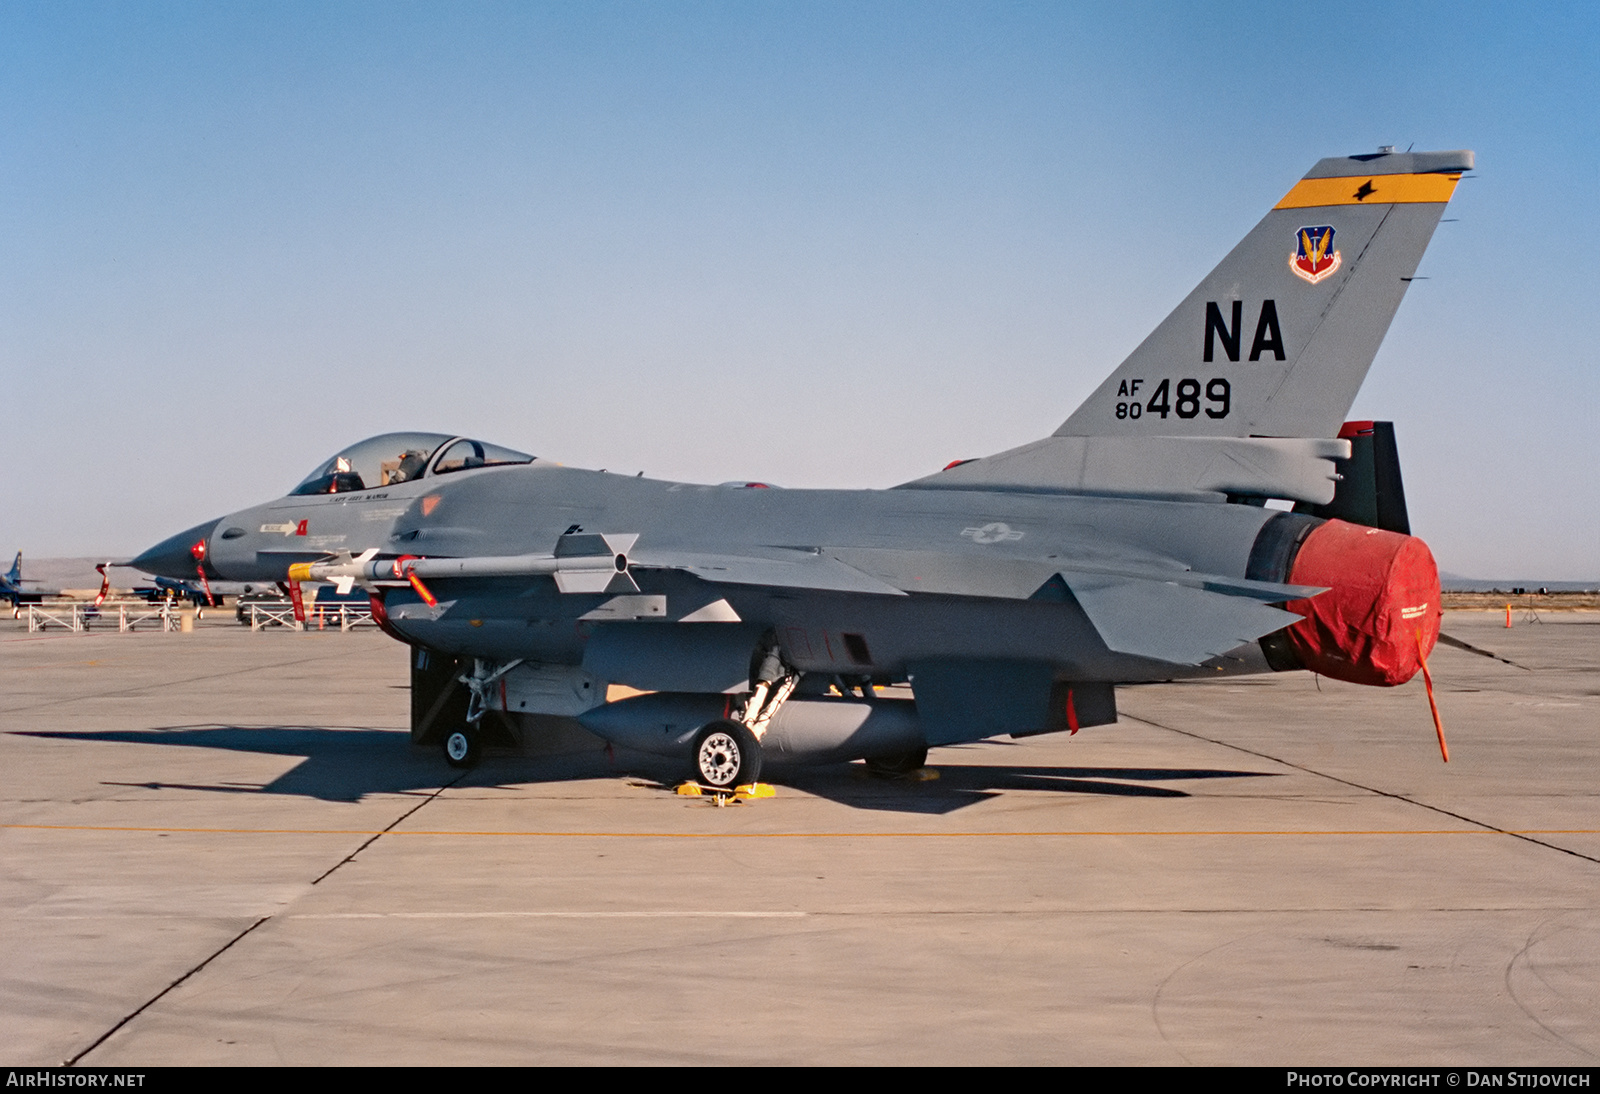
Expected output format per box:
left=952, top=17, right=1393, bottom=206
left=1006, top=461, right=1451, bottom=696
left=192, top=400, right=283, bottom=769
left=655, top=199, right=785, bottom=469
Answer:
left=1294, top=420, right=1411, bottom=533
left=6, top=552, right=19, bottom=587
left=1055, top=149, right=1473, bottom=440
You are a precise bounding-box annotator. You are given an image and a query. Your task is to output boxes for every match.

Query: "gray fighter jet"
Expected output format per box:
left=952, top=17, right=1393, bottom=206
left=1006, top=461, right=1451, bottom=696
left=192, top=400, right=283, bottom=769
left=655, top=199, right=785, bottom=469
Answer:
left=133, top=148, right=1472, bottom=787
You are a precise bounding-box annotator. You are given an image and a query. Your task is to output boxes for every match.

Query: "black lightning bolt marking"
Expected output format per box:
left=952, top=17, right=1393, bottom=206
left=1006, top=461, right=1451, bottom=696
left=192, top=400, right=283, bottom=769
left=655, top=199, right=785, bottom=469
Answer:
left=1353, top=179, right=1377, bottom=201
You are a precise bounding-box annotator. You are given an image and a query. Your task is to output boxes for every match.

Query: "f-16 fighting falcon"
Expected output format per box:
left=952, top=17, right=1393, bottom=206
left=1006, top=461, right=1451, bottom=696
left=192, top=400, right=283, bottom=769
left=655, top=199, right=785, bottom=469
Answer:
left=132, top=148, right=1473, bottom=788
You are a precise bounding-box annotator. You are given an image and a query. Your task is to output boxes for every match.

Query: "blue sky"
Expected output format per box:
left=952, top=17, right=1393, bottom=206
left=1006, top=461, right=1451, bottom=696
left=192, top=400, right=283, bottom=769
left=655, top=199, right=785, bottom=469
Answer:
left=2, top=2, right=1595, bottom=578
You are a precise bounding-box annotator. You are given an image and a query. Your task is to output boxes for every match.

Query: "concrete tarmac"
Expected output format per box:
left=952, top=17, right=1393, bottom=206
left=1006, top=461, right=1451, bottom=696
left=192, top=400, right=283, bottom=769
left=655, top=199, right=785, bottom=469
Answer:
left=2, top=612, right=1596, bottom=1065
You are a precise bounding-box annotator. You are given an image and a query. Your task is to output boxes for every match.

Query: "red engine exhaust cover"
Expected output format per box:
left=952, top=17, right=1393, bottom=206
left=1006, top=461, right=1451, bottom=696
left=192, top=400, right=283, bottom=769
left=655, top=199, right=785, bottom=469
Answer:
left=1282, top=519, right=1441, bottom=687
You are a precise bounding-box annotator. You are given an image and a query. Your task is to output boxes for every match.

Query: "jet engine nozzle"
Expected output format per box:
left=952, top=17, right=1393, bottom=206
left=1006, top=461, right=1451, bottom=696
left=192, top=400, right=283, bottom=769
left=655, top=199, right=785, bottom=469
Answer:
left=1280, top=519, right=1441, bottom=687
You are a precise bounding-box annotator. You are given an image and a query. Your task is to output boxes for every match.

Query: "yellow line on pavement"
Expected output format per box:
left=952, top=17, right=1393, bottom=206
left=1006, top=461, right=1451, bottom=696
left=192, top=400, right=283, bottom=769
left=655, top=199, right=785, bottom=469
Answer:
left=5, top=823, right=1597, bottom=838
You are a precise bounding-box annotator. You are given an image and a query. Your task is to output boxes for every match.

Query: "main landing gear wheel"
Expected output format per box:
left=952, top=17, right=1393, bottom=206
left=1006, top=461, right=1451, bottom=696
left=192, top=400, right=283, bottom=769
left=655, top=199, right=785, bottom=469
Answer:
left=693, top=720, right=762, bottom=789
left=443, top=725, right=482, bottom=769
left=865, top=746, right=929, bottom=778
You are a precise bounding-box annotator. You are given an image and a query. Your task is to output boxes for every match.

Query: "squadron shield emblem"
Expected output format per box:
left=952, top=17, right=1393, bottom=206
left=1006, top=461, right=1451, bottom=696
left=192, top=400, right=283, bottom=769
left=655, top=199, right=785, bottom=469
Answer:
left=1289, top=225, right=1341, bottom=284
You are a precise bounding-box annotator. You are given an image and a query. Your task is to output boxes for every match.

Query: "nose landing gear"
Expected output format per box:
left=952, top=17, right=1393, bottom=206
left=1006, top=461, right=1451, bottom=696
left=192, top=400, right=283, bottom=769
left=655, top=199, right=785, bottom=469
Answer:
left=443, top=725, right=482, bottom=769
left=440, top=657, right=523, bottom=769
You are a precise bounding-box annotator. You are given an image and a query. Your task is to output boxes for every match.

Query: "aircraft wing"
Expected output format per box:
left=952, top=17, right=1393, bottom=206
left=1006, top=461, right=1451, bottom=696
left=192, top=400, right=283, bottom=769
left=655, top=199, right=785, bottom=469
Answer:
left=640, top=544, right=1314, bottom=665
left=298, top=533, right=1317, bottom=667
left=630, top=549, right=908, bottom=596
left=825, top=547, right=1322, bottom=603
left=823, top=547, right=1313, bottom=664
left=1059, top=571, right=1304, bottom=665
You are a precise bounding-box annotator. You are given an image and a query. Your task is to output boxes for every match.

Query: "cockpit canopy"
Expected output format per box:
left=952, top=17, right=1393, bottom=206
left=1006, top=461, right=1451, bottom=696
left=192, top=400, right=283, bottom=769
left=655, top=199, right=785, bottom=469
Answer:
left=290, top=432, right=534, bottom=495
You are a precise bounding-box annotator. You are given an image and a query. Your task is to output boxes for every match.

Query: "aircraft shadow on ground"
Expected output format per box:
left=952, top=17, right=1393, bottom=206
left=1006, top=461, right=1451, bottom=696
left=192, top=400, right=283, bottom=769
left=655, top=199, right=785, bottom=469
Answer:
left=17, top=725, right=511, bottom=804
left=19, top=725, right=700, bottom=804
left=16, top=727, right=1277, bottom=812
left=773, top=761, right=1280, bottom=814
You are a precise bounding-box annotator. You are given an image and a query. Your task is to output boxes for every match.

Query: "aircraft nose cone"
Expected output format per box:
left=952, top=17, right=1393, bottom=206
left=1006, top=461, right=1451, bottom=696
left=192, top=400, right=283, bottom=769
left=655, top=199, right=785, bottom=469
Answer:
left=129, top=518, right=224, bottom=579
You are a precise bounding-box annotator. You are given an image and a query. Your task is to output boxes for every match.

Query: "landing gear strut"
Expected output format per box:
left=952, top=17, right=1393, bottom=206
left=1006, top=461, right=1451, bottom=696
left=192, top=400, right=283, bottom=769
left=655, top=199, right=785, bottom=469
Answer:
left=441, top=658, right=522, bottom=769
left=688, top=642, right=795, bottom=788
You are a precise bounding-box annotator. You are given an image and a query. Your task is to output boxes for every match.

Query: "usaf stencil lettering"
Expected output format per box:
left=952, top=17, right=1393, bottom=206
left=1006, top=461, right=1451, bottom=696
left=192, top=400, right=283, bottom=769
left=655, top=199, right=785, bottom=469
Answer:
left=1115, top=377, right=1230, bottom=420
left=1203, top=299, right=1285, bottom=362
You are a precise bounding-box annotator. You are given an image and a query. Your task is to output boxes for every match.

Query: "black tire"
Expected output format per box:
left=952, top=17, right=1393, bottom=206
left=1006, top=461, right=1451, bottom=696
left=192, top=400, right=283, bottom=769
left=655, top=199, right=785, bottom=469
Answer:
left=865, top=746, right=929, bottom=778
left=443, top=725, right=482, bottom=769
left=692, top=721, right=762, bottom=789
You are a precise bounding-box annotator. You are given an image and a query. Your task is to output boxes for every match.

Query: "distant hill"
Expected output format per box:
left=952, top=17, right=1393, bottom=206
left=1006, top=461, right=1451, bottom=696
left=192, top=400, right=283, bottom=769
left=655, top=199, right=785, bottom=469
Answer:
left=1439, top=572, right=1598, bottom=593
left=8, top=556, right=256, bottom=596
left=10, top=556, right=118, bottom=592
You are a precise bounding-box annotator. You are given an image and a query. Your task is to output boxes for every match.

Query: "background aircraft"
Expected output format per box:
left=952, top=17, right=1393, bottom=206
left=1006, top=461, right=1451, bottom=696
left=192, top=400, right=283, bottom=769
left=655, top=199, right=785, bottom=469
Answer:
left=1, top=552, right=49, bottom=608
left=4, top=554, right=114, bottom=619
left=134, top=148, right=1471, bottom=787
left=129, top=575, right=215, bottom=608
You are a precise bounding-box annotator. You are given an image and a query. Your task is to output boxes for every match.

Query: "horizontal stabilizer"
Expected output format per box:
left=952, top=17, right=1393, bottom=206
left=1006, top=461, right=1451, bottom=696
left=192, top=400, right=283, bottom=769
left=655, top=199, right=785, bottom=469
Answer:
left=1062, top=571, right=1304, bottom=665
left=904, top=435, right=1350, bottom=504
left=1187, top=572, right=1326, bottom=602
